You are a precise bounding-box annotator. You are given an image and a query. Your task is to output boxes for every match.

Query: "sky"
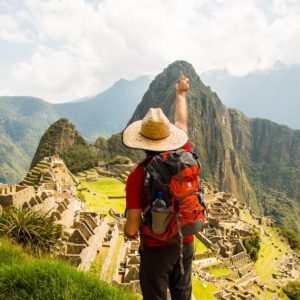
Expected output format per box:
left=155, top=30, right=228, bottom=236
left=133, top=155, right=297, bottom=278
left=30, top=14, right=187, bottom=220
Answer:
left=0, top=0, right=300, bottom=103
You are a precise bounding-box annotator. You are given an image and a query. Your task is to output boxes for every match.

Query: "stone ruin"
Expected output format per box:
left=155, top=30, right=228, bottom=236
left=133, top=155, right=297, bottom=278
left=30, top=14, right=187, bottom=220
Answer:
left=96, top=161, right=134, bottom=184
left=19, top=155, right=77, bottom=192
left=0, top=156, right=109, bottom=271
left=113, top=239, right=141, bottom=293
left=0, top=184, right=35, bottom=209
left=58, top=211, right=108, bottom=270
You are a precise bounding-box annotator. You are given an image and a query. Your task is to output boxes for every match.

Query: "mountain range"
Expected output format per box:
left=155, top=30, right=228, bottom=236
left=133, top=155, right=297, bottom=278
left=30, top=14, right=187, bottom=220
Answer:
left=1, top=60, right=299, bottom=235
left=0, top=76, right=151, bottom=183
left=201, top=64, right=300, bottom=129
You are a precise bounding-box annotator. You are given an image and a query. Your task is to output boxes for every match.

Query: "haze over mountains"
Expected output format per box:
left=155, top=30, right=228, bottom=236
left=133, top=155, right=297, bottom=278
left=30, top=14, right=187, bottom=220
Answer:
left=0, top=76, right=151, bottom=183
left=201, top=64, right=300, bottom=129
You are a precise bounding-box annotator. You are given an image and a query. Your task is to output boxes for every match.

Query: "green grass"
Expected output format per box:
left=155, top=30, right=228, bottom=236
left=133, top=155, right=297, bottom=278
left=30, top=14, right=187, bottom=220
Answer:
left=105, top=235, right=124, bottom=282
left=90, top=246, right=110, bottom=278
left=0, top=238, right=30, bottom=266
left=79, top=177, right=126, bottom=215
left=206, top=267, right=232, bottom=277
left=0, top=239, right=138, bottom=300
left=194, top=237, right=211, bottom=254
left=192, top=277, right=217, bottom=300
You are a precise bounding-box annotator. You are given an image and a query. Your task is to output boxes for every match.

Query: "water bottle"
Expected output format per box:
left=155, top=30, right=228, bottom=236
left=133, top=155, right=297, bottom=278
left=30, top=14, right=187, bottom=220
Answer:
left=151, top=192, right=171, bottom=235
left=152, top=192, right=166, bottom=210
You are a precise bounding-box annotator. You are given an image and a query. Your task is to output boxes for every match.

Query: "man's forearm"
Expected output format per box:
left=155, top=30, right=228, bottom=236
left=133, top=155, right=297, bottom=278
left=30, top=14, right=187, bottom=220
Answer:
left=175, top=92, right=188, bottom=133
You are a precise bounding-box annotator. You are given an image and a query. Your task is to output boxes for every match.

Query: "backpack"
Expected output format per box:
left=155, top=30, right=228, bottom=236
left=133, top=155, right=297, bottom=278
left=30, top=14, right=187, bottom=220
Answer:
left=141, top=149, right=207, bottom=273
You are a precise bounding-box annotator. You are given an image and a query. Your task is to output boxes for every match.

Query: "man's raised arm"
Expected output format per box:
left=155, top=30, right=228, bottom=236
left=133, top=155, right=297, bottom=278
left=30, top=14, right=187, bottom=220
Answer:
left=175, top=75, right=189, bottom=133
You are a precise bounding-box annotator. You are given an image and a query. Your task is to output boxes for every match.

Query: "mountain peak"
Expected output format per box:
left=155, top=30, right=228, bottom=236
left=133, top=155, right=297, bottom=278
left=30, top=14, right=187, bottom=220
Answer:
left=157, top=60, right=199, bottom=82
left=30, top=118, right=85, bottom=169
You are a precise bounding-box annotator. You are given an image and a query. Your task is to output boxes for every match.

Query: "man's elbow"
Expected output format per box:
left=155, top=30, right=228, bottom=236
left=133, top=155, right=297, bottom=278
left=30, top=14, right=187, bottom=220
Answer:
left=124, top=222, right=139, bottom=237
left=175, top=121, right=188, bottom=133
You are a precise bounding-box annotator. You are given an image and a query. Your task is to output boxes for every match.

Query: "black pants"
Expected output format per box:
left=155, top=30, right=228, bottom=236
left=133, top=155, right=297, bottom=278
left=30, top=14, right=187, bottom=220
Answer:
left=139, top=241, right=194, bottom=300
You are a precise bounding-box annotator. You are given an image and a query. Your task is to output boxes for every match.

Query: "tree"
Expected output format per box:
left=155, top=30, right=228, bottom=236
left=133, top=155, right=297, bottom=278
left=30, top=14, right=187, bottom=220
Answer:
left=242, top=230, right=261, bottom=262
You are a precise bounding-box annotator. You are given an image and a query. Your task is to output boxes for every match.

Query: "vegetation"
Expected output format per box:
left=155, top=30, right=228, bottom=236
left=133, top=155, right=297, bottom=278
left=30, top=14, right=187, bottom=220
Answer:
left=283, top=281, right=300, bottom=300
left=281, top=228, right=300, bottom=253
left=61, top=144, right=98, bottom=173
left=0, top=207, right=62, bottom=255
left=242, top=230, right=261, bottom=261
left=192, top=277, right=217, bottom=300
left=31, top=118, right=99, bottom=173
left=194, top=237, right=210, bottom=254
left=0, top=239, right=138, bottom=300
left=94, top=133, right=144, bottom=163
left=205, top=267, right=232, bottom=277
left=108, top=155, right=132, bottom=165
left=78, top=177, right=126, bottom=215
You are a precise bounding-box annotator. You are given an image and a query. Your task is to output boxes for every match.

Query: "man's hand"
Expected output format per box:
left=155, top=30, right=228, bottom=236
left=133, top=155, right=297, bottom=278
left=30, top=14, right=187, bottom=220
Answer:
left=175, top=75, right=189, bottom=133
left=175, top=75, right=189, bottom=95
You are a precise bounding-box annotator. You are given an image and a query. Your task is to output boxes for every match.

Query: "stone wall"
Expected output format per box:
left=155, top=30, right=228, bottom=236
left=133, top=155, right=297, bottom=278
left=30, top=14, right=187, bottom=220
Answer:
left=0, top=185, right=35, bottom=208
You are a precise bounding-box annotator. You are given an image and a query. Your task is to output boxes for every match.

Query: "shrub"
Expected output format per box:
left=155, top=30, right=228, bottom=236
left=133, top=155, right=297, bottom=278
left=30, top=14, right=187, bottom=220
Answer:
left=242, top=230, right=261, bottom=261
left=281, top=228, right=300, bottom=253
left=60, top=144, right=98, bottom=173
left=0, top=207, right=63, bottom=255
left=283, top=281, right=300, bottom=300
left=108, top=155, right=132, bottom=165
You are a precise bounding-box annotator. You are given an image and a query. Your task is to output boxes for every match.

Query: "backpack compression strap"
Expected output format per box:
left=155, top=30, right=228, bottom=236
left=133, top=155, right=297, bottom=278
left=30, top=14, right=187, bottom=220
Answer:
left=174, top=198, right=184, bottom=274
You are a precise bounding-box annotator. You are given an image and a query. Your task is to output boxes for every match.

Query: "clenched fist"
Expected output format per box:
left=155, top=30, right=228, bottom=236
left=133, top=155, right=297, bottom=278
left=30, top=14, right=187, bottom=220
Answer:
left=175, top=75, right=189, bottom=94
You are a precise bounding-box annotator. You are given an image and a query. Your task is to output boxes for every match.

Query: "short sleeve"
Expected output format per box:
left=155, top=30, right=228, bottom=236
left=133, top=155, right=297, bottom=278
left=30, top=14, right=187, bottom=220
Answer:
left=181, top=140, right=191, bottom=151
left=126, top=168, right=144, bottom=209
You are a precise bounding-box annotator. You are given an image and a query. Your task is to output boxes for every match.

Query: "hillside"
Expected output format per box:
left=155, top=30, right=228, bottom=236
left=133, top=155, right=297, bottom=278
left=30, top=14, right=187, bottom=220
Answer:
left=201, top=65, right=300, bottom=129
left=0, top=96, right=58, bottom=184
left=127, top=60, right=300, bottom=234
left=0, top=239, right=138, bottom=300
left=31, top=118, right=98, bottom=173
left=0, top=76, right=150, bottom=183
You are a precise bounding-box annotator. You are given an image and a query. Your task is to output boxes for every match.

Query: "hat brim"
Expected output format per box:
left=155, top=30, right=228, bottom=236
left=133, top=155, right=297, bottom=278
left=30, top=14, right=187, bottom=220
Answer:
left=122, top=120, right=188, bottom=151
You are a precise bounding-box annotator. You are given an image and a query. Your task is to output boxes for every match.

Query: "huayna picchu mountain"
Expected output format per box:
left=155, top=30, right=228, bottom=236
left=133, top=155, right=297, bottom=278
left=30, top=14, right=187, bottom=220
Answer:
left=128, top=60, right=300, bottom=234
left=31, top=118, right=98, bottom=173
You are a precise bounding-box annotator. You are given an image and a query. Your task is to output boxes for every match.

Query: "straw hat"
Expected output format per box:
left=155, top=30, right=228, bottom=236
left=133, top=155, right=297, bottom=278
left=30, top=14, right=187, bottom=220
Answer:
left=123, top=108, right=188, bottom=151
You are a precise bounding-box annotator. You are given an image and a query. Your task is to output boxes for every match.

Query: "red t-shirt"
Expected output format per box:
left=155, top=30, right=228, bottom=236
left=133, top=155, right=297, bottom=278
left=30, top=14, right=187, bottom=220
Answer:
left=126, top=142, right=194, bottom=246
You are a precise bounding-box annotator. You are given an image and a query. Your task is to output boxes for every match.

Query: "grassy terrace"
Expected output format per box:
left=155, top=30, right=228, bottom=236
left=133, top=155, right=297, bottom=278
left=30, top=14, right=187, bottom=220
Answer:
left=194, top=237, right=211, bottom=254
left=192, top=277, right=217, bottom=300
left=0, top=239, right=138, bottom=300
left=78, top=177, right=126, bottom=215
left=105, top=235, right=124, bottom=282
left=206, top=267, right=232, bottom=278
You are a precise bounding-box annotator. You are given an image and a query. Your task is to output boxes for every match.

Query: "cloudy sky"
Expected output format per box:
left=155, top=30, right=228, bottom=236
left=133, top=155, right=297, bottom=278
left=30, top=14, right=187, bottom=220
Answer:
left=0, top=0, right=300, bottom=103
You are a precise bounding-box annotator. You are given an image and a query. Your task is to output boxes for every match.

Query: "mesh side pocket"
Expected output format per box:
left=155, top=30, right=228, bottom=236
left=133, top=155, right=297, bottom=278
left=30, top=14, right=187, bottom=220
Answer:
left=151, top=208, right=172, bottom=235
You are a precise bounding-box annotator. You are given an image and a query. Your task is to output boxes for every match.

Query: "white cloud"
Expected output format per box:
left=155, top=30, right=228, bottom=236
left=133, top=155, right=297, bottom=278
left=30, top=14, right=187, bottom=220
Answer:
left=0, top=14, right=30, bottom=43
left=1, top=0, right=300, bottom=102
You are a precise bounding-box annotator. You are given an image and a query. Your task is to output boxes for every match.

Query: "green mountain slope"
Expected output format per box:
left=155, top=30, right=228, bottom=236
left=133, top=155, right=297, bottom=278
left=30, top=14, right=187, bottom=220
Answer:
left=0, top=96, right=58, bottom=183
left=31, top=118, right=98, bottom=173
left=127, top=60, right=300, bottom=233
left=229, top=110, right=300, bottom=232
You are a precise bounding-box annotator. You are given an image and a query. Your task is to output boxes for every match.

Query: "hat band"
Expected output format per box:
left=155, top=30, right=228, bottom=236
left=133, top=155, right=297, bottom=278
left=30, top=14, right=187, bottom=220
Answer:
left=139, top=130, right=171, bottom=140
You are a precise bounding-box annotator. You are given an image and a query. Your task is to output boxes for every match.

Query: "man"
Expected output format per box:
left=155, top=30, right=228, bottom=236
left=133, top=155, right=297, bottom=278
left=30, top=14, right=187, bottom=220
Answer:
left=122, top=75, right=193, bottom=300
